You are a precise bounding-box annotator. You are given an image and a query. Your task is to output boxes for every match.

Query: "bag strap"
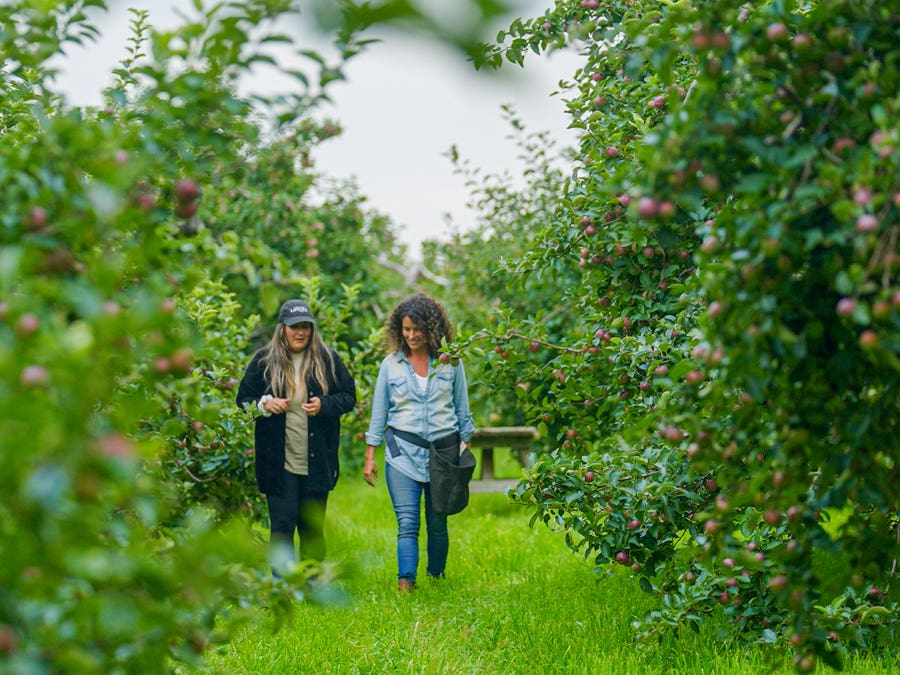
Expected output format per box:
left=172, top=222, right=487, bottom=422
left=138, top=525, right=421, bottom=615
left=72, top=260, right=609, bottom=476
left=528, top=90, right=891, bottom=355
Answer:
left=386, top=427, right=461, bottom=456
left=389, top=426, right=432, bottom=449
left=384, top=427, right=403, bottom=458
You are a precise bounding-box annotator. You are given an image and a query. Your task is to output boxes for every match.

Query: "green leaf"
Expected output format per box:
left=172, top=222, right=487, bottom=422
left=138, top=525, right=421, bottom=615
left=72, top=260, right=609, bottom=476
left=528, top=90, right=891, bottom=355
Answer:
left=0, top=246, right=23, bottom=292
left=259, top=283, right=282, bottom=317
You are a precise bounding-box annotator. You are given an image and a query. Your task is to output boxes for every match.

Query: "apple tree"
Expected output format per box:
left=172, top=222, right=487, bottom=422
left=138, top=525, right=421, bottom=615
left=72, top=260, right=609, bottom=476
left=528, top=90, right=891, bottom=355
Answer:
left=451, top=0, right=899, bottom=670
left=414, top=106, right=586, bottom=430
left=0, top=0, right=385, bottom=670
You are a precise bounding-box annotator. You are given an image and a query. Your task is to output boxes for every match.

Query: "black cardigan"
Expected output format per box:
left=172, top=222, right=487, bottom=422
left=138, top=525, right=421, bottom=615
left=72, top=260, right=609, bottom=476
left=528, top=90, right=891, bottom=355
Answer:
left=236, top=348, right=356, bottom=495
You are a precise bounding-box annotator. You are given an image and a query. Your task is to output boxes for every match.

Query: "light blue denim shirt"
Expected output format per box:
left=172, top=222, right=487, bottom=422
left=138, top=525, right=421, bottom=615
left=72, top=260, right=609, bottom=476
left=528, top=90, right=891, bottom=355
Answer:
left=366, top=350, right=475, bottom=482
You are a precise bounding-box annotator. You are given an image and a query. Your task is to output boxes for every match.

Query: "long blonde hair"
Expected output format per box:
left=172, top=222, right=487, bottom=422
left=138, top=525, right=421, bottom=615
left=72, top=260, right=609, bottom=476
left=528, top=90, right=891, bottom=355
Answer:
left=262, top=323, right=338, bottom=398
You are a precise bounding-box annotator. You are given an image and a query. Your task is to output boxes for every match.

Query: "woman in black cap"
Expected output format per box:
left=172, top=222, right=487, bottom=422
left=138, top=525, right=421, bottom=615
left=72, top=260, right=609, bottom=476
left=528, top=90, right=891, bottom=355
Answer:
left=237, top=299, right=356, bottom=572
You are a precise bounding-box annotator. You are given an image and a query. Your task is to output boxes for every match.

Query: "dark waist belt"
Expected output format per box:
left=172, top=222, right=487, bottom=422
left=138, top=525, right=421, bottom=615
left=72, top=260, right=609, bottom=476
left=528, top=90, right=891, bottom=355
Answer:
left=385, top=427, right=460, bottom=457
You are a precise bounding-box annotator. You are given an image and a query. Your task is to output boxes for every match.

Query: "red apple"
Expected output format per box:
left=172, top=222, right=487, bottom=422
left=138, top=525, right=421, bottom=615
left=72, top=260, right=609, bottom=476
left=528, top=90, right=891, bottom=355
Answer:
left=661, top=426, right=683, bottom=441
left=853, top=187, right=873, bottom=205
left=701, top=236, right=719, bottom=253
left=691, top=32, right=711, bottom=50
left=0, top=625, right=18, bottom=654
left=170, top=348, right=194, bottom=374
left=856, top=214, right=878, bottom=233
left=21, top=365, right=50, bottom=387
left=136, top=192, right=156, bottom=211
left=833, top=137, right=856, bottom=154
left=16, top=313, right=40, bottom=336
left=700, top=174, right=721, bottom=192
left=658, top=201, right=676, bottom=217
left=768, top=574, right=788, bottom=591
left=836, top=297, right=856, bottom=316
left=872, top=300, right=890, bottom=319
left=685, top=370, right=704, bottom=385
left=174, top=179, right=200, bottom=203
left=96, top=433, right=136, bottom=460
left=791, top=33, right=813, bottom=50
left=174, top=201, right=198, bottom=219
left=25, top=206, right=48, bottom=231
left=766, top=23, right=789, bottom=41
left=859, top=329, right=878, bottom=349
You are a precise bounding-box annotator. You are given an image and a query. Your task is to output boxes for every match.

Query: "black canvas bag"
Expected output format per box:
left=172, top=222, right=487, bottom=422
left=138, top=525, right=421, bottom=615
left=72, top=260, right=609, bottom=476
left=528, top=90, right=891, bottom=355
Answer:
left=385, top=427, right=476, bottom=515
left=429, top=442, right=476, bottom=515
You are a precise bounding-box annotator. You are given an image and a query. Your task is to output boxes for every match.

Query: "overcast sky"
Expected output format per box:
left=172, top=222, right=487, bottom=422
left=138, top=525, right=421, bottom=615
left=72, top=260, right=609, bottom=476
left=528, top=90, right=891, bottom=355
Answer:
left=52, top=1, right=582, bottom=255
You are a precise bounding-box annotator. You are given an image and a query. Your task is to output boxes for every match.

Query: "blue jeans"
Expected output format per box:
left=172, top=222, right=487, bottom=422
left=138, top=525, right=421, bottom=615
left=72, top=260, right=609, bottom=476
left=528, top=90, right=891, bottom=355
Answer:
left=385, top=463, right=448, bottom=582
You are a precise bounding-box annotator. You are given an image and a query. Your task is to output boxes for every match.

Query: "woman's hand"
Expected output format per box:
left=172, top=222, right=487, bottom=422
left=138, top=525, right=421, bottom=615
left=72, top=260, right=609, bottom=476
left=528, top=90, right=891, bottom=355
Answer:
left=263, top=397, right=290, bottom=415
left=363, top=446, right=378, bottom=486
left=302, top=396, right=323, bottom=416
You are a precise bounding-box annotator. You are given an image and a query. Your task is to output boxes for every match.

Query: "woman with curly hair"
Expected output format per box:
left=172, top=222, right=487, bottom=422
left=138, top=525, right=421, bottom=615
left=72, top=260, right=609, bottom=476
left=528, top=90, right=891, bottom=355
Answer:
left=237, top=299, right=356, bottom=572
left=364, top=293, right=475, bottom=592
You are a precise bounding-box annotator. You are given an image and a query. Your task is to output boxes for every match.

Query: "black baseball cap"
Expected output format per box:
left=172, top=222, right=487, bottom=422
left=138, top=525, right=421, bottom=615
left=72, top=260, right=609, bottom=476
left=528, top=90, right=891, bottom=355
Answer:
left=278, top=299, right=316, bottom=326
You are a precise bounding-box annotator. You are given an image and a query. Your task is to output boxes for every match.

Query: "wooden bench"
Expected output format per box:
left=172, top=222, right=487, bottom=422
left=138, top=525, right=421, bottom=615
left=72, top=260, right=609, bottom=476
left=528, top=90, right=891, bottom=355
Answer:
left=469, top=426, right=539, bottom=493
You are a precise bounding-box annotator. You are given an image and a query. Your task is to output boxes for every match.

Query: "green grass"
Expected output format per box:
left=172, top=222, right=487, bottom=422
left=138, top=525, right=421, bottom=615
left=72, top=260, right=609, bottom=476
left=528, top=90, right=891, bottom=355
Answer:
left=203, top=463, right=896, bottom=674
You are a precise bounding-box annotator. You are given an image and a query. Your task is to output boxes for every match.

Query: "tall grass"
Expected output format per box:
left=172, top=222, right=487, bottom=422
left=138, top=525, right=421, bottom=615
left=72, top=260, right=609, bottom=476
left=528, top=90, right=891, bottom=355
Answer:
left=204, top=459, right=896, bottom=674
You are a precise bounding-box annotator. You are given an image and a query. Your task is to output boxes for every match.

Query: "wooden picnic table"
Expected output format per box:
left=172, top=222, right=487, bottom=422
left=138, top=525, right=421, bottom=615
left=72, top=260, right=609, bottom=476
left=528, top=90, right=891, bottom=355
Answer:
left=469, top=426, right=539, bottom=492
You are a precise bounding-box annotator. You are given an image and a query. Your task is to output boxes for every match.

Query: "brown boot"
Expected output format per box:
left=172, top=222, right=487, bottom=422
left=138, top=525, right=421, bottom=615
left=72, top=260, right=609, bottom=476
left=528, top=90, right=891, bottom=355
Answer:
left=397, top=579, right=417, bottom=593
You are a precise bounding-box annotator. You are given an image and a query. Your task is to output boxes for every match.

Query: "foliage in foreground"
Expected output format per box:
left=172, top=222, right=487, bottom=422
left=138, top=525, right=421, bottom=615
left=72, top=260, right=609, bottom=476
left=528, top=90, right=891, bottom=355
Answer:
left=0, top=1, right=380, bottom=669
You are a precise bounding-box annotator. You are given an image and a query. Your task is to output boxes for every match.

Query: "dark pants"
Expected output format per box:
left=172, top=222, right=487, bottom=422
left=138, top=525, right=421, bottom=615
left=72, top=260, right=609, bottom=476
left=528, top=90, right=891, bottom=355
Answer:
left=266, top=471, right=329, bottom=571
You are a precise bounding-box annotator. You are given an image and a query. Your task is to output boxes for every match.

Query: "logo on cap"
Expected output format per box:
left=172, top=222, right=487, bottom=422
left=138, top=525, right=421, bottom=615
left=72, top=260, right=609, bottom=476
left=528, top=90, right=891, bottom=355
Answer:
left=278, top=300, right=316, bottom=325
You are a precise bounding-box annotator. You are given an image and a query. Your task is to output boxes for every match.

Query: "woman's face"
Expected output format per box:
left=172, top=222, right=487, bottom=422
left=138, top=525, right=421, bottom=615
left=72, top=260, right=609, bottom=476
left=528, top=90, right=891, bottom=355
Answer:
left=284, top=322, right=312, bottom=353
left=401, top=316, right=426, bottom=354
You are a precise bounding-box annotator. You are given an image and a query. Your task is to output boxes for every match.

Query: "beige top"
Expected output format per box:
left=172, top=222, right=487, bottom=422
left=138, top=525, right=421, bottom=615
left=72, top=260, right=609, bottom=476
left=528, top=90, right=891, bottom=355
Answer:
left=284, top=352, right=309, bottom=475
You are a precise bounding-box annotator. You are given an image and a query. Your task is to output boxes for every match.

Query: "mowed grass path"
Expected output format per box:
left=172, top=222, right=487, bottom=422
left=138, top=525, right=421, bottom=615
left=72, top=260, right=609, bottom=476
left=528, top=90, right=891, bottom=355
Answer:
left=205, top=457, right=895, bottom=674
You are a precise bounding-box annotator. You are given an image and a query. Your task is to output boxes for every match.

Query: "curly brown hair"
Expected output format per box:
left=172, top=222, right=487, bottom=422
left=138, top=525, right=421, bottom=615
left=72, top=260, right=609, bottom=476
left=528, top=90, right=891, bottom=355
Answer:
left=385, top=293, right=453, bottom=357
